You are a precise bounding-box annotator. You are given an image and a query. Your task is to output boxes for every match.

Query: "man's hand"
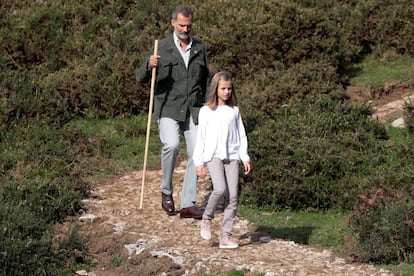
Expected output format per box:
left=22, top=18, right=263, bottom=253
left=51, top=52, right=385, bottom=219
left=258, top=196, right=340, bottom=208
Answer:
left=148, top=55, right=160, bottom=69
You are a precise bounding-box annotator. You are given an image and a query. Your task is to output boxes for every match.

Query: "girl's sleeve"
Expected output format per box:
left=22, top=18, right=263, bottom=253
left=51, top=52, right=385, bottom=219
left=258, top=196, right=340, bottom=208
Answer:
left=236, top=107, right=250, bottom=162
left=193, top=107, right=207, bottom=167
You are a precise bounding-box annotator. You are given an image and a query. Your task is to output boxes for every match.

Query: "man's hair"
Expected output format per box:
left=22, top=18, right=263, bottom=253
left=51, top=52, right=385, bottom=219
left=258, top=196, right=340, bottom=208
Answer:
left=206, top=71, right=237, bottom=109
left=172, top=5, right=194, bottom=20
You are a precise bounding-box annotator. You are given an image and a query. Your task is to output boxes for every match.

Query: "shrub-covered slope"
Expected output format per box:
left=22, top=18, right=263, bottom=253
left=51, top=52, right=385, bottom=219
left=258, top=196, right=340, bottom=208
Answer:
left=1, top=0, right=413, bottom=272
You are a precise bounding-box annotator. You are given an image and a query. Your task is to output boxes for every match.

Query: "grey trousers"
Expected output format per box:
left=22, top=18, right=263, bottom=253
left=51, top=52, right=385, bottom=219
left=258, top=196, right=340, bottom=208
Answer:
left=203, top=158, right=239, bottom=236
left=158, top=117, right=197, bottom=209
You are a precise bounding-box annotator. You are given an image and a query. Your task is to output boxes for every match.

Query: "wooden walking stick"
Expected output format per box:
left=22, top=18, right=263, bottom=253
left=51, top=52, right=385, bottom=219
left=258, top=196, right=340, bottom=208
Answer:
left=139, top=39, right=158, bottom=210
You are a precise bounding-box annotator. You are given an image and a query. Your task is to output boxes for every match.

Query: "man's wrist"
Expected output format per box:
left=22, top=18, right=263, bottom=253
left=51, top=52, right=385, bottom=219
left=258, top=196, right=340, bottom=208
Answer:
left=146, top=60, right=152, bottom=71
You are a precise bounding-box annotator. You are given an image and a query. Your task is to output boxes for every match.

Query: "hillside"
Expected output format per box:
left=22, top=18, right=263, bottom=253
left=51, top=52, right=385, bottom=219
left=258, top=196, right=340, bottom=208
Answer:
left=62, top=87, right=414, bottom=276
left=2, top=1, right=413, bottom=274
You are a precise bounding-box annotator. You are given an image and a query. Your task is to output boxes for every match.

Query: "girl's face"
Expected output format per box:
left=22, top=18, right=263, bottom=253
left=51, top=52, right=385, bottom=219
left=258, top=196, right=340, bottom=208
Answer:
left=217, top=79, right=232, bottom=106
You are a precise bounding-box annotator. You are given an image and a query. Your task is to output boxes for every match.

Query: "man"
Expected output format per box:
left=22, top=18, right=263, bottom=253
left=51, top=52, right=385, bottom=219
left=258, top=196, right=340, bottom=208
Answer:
left=136, top=5, right=210, bottom=219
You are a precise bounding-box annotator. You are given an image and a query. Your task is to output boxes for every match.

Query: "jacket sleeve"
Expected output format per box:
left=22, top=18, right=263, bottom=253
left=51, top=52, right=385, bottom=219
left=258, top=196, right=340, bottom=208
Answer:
left=203, top=52, right=211, bottom=102
left=135, top=49, right=153, bottom=84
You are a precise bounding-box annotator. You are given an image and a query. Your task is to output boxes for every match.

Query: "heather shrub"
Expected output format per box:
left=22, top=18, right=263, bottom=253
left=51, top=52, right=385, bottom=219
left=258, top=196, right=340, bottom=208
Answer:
left=240, top=96, right=391, bottom=210
left=1, top=0, right=412, bottom=122
left=0, top=120, right=91, bottom=273
left=0, top=202, right=57, bottom=275
left=197, top=0, right=363, bottom=76
left=348, top=185, right=414, bottom=264
left=354, top=0, right=414, bottom=55
left=55, top=225, right=90, bottom=270
left=0, top=121, right=87, bottom=223
left=0, top=202, right=89, bottom=275
left=0, top=0, right=174, bottom=120
left=0, top=68, right=70, bottom=130
left=237, top=60, right=345, bottom=118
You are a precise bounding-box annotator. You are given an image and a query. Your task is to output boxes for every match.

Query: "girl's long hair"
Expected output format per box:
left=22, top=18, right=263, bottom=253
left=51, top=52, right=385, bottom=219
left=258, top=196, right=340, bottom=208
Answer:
left=206, top=71, right=237, bottom=109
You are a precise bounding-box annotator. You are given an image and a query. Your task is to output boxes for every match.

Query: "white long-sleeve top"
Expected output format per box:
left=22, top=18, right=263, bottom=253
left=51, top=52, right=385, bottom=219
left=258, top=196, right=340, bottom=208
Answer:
left=193, top=105, right=250, bottom=167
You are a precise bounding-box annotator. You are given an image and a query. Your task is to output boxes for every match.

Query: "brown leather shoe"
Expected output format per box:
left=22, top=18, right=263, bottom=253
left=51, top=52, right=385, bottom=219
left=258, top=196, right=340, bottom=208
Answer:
left=179, top=206, right=203, bottom=219
left=161, top=192, right=175, bottom=216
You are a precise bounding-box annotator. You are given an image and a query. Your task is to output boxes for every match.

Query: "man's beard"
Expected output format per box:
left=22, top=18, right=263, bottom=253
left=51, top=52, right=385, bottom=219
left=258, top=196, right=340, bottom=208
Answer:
left=176, top=31, right=189, bottom=40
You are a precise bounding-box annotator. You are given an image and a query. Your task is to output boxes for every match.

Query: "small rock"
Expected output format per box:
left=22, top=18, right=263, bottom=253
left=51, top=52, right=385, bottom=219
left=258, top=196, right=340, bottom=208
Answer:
left=259, top=236, right=272, bottom=243
left=124, top=239, right=150, bottom=255
left=124, top=244, right=137, bottom=255
left=79, top=214, right=98, bottom=223
left=113, top=222, right=125, bottom=234
left=391, top=117, right=405, bottom=128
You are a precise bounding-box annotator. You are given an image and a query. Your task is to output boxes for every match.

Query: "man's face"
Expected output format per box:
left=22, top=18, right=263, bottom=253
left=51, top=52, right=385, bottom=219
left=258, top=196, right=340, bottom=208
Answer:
left=171, top=13, right=192, bottom=41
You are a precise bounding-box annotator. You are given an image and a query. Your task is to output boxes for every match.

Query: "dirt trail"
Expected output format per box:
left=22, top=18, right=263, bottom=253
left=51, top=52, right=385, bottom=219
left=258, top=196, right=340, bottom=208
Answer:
left=73, top=86, right=414, bottom=275
left=74, top=161, right=392, bottom=276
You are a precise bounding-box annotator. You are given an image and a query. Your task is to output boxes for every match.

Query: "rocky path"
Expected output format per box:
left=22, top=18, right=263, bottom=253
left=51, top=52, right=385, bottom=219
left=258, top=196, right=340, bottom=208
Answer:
left=75, top=161, right=393, bottom=276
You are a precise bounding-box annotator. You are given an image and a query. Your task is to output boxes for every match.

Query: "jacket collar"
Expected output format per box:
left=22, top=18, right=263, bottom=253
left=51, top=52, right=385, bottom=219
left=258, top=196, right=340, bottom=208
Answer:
left=166, top=34, right=203, bottom=60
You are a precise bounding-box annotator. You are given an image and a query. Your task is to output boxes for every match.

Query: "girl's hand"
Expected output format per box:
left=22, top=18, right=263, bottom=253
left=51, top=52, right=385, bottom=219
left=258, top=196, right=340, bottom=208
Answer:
left=243, top=161, right=251, bottom=175
left=196, top=165, right=205, bottom=177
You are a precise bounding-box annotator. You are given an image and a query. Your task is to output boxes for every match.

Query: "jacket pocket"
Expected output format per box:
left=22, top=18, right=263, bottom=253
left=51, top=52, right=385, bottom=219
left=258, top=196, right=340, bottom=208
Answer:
left=157, top=62, right=179, bottom=87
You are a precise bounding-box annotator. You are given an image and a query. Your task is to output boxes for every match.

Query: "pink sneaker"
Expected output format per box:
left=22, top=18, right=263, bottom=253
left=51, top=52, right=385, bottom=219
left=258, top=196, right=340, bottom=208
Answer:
left=219, top=234, right=239, bottom=249
left=200, top=219, right=212, bottom=240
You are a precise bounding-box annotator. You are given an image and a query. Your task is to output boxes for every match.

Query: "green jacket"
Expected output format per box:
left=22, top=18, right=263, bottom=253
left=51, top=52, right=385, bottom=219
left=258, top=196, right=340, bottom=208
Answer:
left=136, top=35, right=210, bottom=125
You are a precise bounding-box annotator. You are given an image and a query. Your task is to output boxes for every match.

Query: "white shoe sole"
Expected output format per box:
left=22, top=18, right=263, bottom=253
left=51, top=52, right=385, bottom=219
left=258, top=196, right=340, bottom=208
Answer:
left=219, top=244, right=239, bottom=249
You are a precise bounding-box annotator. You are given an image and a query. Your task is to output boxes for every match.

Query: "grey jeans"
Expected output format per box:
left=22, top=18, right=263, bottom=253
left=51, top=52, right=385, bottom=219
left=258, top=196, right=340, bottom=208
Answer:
left=203, top=158, right=239, bottom=236
left=158, top=117, right=197, bottom=209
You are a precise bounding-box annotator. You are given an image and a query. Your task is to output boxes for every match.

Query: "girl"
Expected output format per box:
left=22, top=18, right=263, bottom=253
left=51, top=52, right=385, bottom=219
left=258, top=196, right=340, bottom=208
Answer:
left=193, top=71, right=251, bottom=249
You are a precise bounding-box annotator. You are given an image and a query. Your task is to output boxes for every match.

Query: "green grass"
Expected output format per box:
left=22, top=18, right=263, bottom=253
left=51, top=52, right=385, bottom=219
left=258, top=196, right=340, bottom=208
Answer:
left=238, top=206, right=351, bottom=251
left=347, top=51, right=414, bottom=92
left=67, top=115, right=161, bottom=178
left=386, top=126, right=414, bottom=146
left=239, top=206, right=414, bottom=275
left=110, top=255, right=123, bottom=267
left=381, top=263, right=414, bottom=276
